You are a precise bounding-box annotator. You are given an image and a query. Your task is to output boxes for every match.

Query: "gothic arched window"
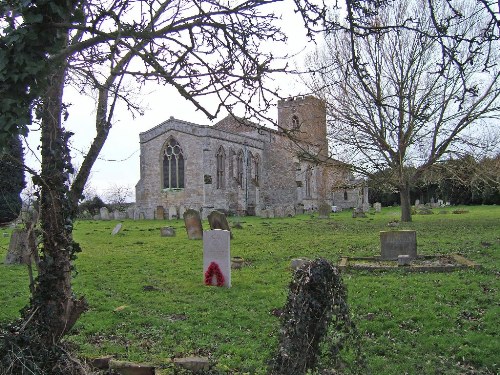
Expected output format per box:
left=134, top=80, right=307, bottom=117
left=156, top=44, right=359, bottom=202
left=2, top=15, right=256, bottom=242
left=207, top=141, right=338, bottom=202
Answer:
left=216, top=146, right=225, bottom=189
left=236, top=150, right=244, bottom=187
left=292, top=115, right=300, bottom=129
left=162, top=138, right=184, bottom=189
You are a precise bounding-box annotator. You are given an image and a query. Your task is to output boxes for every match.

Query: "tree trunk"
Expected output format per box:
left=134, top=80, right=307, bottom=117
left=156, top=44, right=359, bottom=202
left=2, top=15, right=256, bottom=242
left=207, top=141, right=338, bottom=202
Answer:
left=24, top=64, right=87, bottom=345
left=399, top=182, right=412, bottom=222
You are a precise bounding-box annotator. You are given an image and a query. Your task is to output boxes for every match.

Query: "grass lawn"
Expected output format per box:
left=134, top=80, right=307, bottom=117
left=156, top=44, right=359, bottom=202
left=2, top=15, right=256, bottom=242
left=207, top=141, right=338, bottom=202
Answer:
left=0, top=205, right=499, bottom=374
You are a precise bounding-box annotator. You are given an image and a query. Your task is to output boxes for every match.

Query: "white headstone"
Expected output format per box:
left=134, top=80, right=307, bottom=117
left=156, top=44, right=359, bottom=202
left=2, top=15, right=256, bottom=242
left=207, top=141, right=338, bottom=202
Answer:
left=374, top=202, right=382, bottom=212
left=168, top=206, right=177, bottom=220
left=179, top=205, right=186, bottom=219
left=203, top=230, right=231, bottom=288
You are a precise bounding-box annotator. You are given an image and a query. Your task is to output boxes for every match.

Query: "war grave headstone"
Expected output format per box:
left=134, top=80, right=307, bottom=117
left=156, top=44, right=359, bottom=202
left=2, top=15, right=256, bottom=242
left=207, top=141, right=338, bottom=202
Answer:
left=161, top=227, right=176, bottom=237
left=203, top=230, right=231, bottom=287
left=380, top=230, right=417, bottom=260
left=183, top=209, right=203, bottom=240
left=207, top=210, right=232, bottom=239
left=100, top=207, right=110, bottom=220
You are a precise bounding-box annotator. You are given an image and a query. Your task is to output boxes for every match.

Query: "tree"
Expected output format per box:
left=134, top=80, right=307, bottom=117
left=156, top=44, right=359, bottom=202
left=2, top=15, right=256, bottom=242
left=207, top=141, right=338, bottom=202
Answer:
left=0, top=0, right=289, bottom=372
left=305, top=0, right=500, bottom=221
left=0, top=135, right=25, bottom=225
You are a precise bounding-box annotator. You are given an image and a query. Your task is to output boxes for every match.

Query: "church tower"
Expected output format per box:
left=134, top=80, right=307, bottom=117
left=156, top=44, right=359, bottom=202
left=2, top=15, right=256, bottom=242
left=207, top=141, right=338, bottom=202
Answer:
left=277, top=95, right=328, bottom=158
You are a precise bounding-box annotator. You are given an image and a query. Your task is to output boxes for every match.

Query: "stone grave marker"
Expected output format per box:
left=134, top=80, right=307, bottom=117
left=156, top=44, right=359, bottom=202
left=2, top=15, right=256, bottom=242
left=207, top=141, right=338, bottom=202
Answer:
left=126, top=206, right=135, bottom=219
left=161, top=227, right=176, bottom=237
left=318, top=201, right=331, bottom=219
left=352, top=207, right=367, bottom=218
left=100, top=207, right=110, bottom=220
left=5, top=229, right=31, bottom=265
left=285, top=206, right=295, bottom=217
left=207, top=210, right=232, bottom=239
left=183, top=209, right=203, bottom=240
left=111, top=223, right=122, bottom=235
left=374, top=202, right=382, bottom=212
left=179, top=205, right=186, bottom=219
left=380, top=230, right=417, bottom=260
left=275, top=206, right=285, bottom=218
left=203, top=230, right=231, bottom=287
left=155, top=205, right=165, bottom=220
left=168, top=206, right=177, bottom=220
left=415, top=199, right=420, bottom=207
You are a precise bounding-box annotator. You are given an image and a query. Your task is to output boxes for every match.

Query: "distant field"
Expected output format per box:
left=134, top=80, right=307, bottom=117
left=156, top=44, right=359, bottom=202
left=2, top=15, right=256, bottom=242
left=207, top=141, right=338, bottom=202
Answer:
left=1, top=206, right=499, bottom=374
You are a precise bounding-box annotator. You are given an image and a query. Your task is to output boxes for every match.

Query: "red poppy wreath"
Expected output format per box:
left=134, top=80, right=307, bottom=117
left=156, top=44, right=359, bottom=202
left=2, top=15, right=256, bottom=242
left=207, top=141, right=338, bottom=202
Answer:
left=204, top=261, right=225, bottom=287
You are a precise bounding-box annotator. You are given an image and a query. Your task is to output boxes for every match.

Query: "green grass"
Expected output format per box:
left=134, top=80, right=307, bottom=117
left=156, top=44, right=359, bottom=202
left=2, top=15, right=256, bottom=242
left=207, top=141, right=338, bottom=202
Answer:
left=0, top=206, right=499, bottom=374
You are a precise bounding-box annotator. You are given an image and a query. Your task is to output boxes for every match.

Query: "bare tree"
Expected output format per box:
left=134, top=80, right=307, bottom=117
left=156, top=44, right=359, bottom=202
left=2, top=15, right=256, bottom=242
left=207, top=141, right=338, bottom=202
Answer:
left=305, top=0, right=500, bottom=221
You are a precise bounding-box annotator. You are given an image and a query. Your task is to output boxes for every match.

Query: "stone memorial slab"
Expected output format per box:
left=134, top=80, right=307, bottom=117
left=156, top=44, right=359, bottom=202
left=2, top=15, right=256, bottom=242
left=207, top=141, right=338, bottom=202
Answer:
left=380, top=230, right=417, bottom=260
left=415, top=199, right=420, bottom=207
left=203, top=230, right=231, bottom=287
left=207, top=210, right=232, bottom=238
left=374, top=202, right=382, bottom=212
left=111, top=223, right=122, bottom=235
left=168, top=206, right=177, bottom=220
left=100, top=207, right=110, bottom=220
left=155, top=205, right=165, bottom=220
left=267, top=208, right=275, bottom=218
left=398, top=254, right=411, bottom=266
left=5, top=229, right=31, bottom=265
left=275, top=206, right=285, bottom=218
left=318, top=201, right=331, bottom=219
left=161, top=227, right=176, bottom=237
left=179, top=205, right=186, bottom=219
left=183, top=209, right=203, bottom=240
left=285, top=206, right=295, bottom=217
left=126, top=206, right=135, bottom=219
left=113, top=210, right=126, bottom=220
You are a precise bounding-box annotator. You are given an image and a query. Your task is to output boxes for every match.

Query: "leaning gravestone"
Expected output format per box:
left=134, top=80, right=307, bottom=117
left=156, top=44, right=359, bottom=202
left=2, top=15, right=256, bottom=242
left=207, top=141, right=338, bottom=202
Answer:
left=100, top=207, right=110, bottom=220
left=111, top=223, right=122, bottom=235
left=183, top=209, right=203, bottom=240
left=380, top=230, right=417, bottom=260
left=207, top=210, right=232, bottom=239
left=5, top=229, right=31, bottom=265
left=318, top=201, right=331, bottom=219
left=203, top=230, right=231, bottom=287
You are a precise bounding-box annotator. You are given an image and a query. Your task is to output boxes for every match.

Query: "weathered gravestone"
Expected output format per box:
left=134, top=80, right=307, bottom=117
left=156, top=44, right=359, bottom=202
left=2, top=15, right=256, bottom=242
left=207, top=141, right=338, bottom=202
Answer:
left=111, top=223, right=122, bottom=235
left=160, top=227, right=176, bottom=237
left=155, top=205, right=165, bottom=220
left=380, top=230, right=417, bottom=260
left=100, top=207, right=110, bottom=220
left=203, top=230, right=231, bottom=287
left=183, top=209, right=203, bottom=240
left=5, top=229, right=31, bottom=265
left=113, top=210, right=126, bottom=220
left=274, top=206, right=285, bottom=218
left=168, top=206, right=177, bottom=220
left=126, top=206, right=135, bottom=219
left=374, top=202, right=382, bottom=213
left=318, top=201, right=331, bottom=219
left=207, top=210, right=232, bottom=239
left=352, top=207, right=367, bottom=218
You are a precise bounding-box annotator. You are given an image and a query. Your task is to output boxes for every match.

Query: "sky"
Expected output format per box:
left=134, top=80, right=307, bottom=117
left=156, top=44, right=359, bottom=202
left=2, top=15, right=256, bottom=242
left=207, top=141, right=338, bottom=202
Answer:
left=24, top=5, right=316, bottom=202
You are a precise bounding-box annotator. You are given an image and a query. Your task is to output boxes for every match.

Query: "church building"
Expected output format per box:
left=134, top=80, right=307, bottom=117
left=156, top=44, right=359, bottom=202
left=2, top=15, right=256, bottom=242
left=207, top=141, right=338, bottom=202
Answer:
left=135, top=95, right=367, bottom=219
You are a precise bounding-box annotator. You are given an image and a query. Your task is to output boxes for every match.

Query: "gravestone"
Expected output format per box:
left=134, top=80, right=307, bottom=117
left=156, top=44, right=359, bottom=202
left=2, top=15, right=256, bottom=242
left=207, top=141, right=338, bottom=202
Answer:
left=179, top=205, right=186, bottom=219
left=374, top=202, right=382, bottom=212
left=268, top=208, right=275, bottom=218
left=415, top=199, right=420, bottom=207
left=318, top=202, right=331, bottom=219
left=168, top=206, right=177, bottom=220
left=139, top=212, right=145, bottom=220
left=295, top=205, right=304, bottom=215
left=183, top=209, right=203, bottom=240
left=100, top=207, right=110, bottom=220
left=352, top=208, right=367, bottom=218
left=207, top=210, right=232, bottom=239
left=155, top=205, right=165, bottom=220
left=5, top=229, right=31, bottom=265
left=126, top=206, right=135, bottom=219
left=380, top=230, right=417, bottom=260
left=113, top=210, right=126, bottom=220
left=161, top=227, right=176, bottom=237
left=111, top=223, right=122, bottom=235
left=275, top=206, right=285, bottom=218
left=285, top=206, right=295, bottom=217
left=203, top=230, right=231, bottom=287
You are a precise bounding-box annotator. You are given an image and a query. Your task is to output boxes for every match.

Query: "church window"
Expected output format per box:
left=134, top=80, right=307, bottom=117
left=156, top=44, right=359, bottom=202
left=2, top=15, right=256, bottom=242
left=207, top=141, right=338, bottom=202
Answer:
left=292, top=115, right=300, bottom=129
left=253, top=154, right=260, bottom=185
left=236, top=150, right=244, bottom=187
left=305, top=167, right=312, bottom=197
left=216, top=146, right=225, bottom=189
left=162, top=138, right=184, bottom=189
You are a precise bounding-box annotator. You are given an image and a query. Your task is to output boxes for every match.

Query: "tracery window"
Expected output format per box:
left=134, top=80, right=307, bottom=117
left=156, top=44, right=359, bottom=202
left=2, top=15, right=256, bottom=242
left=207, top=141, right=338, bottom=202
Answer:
left=162, top=138, right=184, bottom=189
left=216, top=146, right=225, bottom=189
left=236, top=150, right=244, bottom=187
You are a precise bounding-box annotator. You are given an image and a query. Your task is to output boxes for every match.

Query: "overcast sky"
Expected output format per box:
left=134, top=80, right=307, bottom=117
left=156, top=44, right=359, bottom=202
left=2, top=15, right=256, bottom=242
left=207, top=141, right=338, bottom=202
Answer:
left=24, top=6, right=315, bottom=202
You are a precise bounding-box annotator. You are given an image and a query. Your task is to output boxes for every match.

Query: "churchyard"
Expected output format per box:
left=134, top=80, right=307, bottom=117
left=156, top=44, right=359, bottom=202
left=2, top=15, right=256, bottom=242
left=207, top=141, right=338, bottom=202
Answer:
left=1, top=205, right=499, bottom=374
